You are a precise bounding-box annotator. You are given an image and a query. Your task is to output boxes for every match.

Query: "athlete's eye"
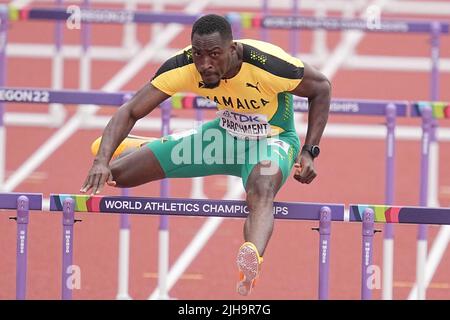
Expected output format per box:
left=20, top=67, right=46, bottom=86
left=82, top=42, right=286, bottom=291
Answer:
left=210, top=52, right=220, bottom=57
left=193, top=51, right=201, bottom=57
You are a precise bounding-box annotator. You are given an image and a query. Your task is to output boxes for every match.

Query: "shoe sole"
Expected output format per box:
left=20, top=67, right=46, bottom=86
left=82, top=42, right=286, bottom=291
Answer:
left=236, top=245, right=259, bottom=296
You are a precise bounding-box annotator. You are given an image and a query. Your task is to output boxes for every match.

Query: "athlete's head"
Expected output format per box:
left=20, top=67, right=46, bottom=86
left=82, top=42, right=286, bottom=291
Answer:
left=191, top=14, right=237, bottom=89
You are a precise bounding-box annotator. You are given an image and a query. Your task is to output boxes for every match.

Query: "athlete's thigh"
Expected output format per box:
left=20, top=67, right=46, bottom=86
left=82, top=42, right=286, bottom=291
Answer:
left=147, top=120, right=242, bottom=178
left=110, top=146, right=165, bottom=188
left=241, top=135, right=299, bottom=189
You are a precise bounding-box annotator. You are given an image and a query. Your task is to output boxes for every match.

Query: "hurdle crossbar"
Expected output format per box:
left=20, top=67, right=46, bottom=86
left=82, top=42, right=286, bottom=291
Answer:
left=6, top=6, right=450, bottom=34
left=49, top=194, right=345, bottom=221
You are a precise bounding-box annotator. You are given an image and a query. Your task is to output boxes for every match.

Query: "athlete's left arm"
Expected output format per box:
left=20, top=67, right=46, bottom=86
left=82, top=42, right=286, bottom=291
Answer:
left=290, top=62, right=331, bottom=184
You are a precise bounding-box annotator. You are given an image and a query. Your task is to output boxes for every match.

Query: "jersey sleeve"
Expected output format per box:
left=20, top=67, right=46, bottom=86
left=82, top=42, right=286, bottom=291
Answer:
left=150, top=48, right=195, bottom=96
left=241, top=39, right=304, bottom=93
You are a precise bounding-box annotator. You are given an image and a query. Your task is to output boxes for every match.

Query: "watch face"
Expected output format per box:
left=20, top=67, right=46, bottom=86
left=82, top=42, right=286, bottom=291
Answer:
left=311, top=146, right=320, bottom=157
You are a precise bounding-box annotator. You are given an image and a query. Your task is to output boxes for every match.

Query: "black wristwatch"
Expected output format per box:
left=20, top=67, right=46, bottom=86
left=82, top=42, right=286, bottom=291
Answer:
left=302, top=144, right=320, bottom=158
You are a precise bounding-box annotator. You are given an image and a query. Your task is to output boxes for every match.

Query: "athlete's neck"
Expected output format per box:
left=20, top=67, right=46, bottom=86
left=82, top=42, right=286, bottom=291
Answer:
left=223, top=42, right=243, bottom=80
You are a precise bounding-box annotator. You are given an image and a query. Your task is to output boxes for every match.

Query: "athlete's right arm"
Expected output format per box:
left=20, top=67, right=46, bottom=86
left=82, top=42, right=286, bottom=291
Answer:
left=80, top=83, right=170, bottom=195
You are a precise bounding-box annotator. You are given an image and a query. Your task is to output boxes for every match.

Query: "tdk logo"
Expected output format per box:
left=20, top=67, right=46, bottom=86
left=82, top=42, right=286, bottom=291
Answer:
left=223, top=111, right=262, bottom=123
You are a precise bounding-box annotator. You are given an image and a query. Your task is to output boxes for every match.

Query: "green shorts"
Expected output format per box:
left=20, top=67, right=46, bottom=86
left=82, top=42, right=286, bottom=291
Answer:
left=146, top=118, right=300, bottom=189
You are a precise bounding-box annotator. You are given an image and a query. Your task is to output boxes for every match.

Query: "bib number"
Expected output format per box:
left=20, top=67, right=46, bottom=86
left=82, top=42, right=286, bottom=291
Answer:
left=217, top=110, right=271, bottom=140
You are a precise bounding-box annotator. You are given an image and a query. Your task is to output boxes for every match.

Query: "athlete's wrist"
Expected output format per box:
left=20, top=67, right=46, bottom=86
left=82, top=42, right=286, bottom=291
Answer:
left=93, top=156, right=110, bottom=166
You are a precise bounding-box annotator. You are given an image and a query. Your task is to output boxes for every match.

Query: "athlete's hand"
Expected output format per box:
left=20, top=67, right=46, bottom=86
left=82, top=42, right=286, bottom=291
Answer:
left=293, top=151, right=317, bottom=184
left=80, top=160, right=117, bottom=195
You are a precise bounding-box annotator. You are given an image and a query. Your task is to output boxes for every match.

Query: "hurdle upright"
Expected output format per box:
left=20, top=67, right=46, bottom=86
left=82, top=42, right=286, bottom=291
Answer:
left=0, top=193, right=43, bottom=300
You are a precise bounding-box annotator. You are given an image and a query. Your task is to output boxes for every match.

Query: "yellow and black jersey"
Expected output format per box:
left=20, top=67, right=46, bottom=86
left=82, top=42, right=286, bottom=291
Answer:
left=151, top=39, right=304, bottom=135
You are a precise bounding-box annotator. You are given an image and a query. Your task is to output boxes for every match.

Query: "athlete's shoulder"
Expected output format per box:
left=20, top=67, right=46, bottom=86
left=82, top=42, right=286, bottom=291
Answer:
left=152, top=45, right=194, bottom=80
left=237, top=39, right=304, bottom=79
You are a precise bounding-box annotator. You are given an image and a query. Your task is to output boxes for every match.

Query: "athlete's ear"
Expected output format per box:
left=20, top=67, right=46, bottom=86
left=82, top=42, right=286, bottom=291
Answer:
left=230, top=41, right=237, bottom=53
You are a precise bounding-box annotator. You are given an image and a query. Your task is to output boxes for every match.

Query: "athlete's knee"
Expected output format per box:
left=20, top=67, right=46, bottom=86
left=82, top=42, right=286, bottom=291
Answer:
left=246, top=174, right=279, bottom=204
left=110, top=160, right=128, bottom=187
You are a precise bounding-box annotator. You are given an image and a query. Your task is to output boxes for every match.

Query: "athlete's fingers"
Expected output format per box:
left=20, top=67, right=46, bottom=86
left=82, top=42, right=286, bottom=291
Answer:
left=80, top=175, right=94, bottom=193
left=106, top=174, right=117, bottom=187
left=92, top=173, right=107, bottom=195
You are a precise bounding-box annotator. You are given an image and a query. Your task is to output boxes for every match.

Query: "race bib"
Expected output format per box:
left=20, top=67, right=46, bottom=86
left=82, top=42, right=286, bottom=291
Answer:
left=217, top=110, right=271, bottom=140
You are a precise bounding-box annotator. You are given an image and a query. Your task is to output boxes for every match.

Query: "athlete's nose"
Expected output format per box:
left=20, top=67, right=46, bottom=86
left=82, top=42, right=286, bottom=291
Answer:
left=198, top=56, right=213, bottom=74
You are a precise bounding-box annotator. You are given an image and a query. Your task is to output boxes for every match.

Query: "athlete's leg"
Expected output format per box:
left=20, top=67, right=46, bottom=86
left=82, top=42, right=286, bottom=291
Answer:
left=236, top=135, right=298, bottom=296
left=244, top=161, right=283, bottom=256
left=110, top=147, right=165, bottom=188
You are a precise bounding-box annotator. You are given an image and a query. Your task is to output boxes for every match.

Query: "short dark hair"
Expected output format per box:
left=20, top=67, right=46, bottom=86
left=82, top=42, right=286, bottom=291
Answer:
left=191, top=14, right=233, bottom=41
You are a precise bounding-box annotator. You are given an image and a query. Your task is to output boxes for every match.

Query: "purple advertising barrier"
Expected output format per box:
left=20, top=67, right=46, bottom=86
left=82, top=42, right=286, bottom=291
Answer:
left=14, top=7, right=450, bottom=34
left=260, top=16, right=449, bottom=33
left=49, top=194, right=346, bottom=221
left=0, top=87, right=129, bottom=105
left=350, top=204, right=450, bottom=225
left=361, top=208, right=375, bottom=300
left=0, top=87, right=411, bottom=118
left=61, top=197, right=75, bottom=300
left=23, top=7, right=199, bottom=25
left=15, top=196, right=29, bottom=300
left=0, top=193, right=42, bottom=210
left=317, top=206, right=331, bottom=300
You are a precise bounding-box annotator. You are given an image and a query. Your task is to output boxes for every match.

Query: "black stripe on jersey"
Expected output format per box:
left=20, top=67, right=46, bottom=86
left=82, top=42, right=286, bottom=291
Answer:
left=242, top=44, right=304, bottom=80
left=152, top=48, right=193, bottom=80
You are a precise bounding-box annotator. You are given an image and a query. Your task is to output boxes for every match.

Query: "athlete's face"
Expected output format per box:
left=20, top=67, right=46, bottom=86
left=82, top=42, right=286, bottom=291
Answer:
left=191, top=32, right=234, bottom=89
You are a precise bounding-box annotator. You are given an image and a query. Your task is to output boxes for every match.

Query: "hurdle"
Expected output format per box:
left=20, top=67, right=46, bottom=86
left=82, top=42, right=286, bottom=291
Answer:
left=0, top=192, right=43, bottom=300
left=409, top=101, right=450, bottom=299
left=48, top=194, right=345, bottom=300
left=5, top=192, right=450, bottom=299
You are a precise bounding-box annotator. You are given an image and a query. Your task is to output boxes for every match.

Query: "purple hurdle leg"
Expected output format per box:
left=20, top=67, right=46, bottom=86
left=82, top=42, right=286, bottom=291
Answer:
left=361, top=208, right=375, bottom=300
left=290, top=0, right=300, bottom=56
left=157, top=101, right=171, bottom=299
left=382, top=103, right=396, bottom=300
left=15, top=196, right=30, bottom=300
left=430, top=22, right=440, bottom=103
left=414, top=22, right=442, bottom=300
left=62, top=198, right=75, bottom=300
left=116, top=188, right=132, bottom=300
left=417, top=105, right=432, bottom=300
left=261, top=0, right=269, bottom=41
left=318, top=206, right=331, bottom=300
